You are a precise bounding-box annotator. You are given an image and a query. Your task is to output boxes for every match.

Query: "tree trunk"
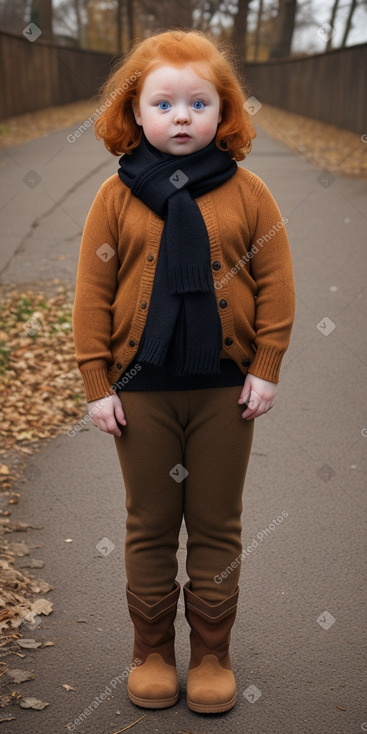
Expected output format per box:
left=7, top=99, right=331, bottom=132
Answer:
left=126, top=0, right=135, bottom=45
left=341, top=0, right=358, bottom=47
left=30, top=0, right=53, bottom=40
left=231, top=0, right=250, bottom=60
left=117, top=0, right=123, bottom=54
left=253, top=0, right=264, bottom=60
left=326, top=0, right=340, bottom=51
left=73, top=0, right=82, bottom=46
left=269, top=0, right=297, bottom=59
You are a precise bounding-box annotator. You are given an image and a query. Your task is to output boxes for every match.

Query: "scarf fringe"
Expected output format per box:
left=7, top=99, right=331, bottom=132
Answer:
left=169, top=262, right=212, bottom=294
left=175, top=345, right=221, bottom=376
left=137, top=336, right=168, bottom=367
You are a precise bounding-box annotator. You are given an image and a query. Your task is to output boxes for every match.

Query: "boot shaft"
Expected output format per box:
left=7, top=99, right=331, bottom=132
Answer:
left=183, top=582, right=239, bottom=670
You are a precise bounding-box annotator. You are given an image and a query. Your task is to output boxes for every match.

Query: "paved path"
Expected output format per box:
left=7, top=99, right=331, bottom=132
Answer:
left=0, top=119, right=366, bottom=734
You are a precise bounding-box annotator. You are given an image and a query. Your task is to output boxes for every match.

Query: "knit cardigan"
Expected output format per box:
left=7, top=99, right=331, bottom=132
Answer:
left=73, top=165, right=296, bottom=403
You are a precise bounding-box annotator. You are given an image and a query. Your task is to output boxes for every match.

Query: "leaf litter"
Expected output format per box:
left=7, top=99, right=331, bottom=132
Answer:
left=0, top=288, right=85, bottom=712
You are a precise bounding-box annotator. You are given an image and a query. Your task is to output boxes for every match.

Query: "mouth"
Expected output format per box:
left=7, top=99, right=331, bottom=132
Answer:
left=173, top=133, right=192, bottom=140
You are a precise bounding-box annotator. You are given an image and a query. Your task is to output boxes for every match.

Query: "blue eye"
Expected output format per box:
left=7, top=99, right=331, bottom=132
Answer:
left=193, top=100, right=205, bottom=110
left=158, top=101, right=171, bottom=110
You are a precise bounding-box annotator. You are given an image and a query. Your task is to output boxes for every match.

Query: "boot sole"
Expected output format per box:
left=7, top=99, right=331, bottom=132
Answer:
left=187, top=691, right=237, bottom=714
left=128, top=686, right=179, bottom=709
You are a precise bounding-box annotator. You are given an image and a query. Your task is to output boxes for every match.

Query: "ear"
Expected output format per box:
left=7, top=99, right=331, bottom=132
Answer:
left=132, top=97, right=142, bottom=126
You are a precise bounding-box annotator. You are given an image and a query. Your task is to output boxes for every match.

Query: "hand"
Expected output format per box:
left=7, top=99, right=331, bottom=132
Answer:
left=87, top=394, right=126, bottom=437
left=238, top=374, right=278, bottom=420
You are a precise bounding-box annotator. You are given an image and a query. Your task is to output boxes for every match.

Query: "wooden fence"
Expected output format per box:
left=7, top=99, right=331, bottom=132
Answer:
left=1, top=29, right=366, bottom=135
left=0, top=30, right=116, bottom=119
left=244, top=42, right=367, bottom=135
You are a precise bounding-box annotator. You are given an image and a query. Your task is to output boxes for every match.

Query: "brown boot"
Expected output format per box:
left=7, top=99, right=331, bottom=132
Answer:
left=126, top=581, right=180, bottom=709
left=183, top=581, right=239, bottom=714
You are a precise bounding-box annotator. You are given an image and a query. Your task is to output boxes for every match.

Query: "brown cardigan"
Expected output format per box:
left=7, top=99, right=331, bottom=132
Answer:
left=73, top=165, right=296, bottom=402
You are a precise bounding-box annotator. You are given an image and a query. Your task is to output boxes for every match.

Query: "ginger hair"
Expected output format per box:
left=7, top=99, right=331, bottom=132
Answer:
left=94, top=29, right=256, bottom=161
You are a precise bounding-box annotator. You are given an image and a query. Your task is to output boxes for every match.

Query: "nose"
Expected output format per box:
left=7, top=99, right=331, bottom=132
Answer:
left=173, top=104, right=191, bottom=124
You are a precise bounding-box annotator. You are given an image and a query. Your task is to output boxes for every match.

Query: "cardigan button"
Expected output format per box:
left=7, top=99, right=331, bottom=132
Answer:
left=242, top=358, right=252, bottom=367
left=219, top=298, right=227, bottom=308
left=224, top=337, right=233, bottom=346
left=147, top=253, right=154, bottom=262
left=129, top=340, right=136, bottom=347
left=140, top=301, right=147, bottom=309
left=116, top=362, right=123, bottom=370
left=212, top=260, right=221, bottom=271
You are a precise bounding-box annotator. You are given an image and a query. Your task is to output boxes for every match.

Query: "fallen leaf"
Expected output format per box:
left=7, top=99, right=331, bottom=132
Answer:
left=41, top=641, right=54, bottom=647
left=62, top=683, right=76, bottom=691
left=18, top=558, right=44, bottom=569
left=30, top=599, right=53, bottom=616
left=0, top=467, right=9, bottom=475
left=19, top=697, right=49, bottom=710
left=7, top=669, right=35, bottom=684
left=336, top=705, right=347, bottom=711
left=8, top=542, right=29, bottom=557
left=0, top=716, right=16, bottom=723
left=17, top=639, right=41, bottom=649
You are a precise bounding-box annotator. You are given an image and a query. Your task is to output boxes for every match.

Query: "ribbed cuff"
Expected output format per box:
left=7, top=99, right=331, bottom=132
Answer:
left=81, top=366, right=116, bottom=403
left=248, top=346, right=285, bottom=384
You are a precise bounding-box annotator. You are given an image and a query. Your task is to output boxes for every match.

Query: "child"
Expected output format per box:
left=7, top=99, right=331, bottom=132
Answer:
left=73, top=29, right=295, bottom=715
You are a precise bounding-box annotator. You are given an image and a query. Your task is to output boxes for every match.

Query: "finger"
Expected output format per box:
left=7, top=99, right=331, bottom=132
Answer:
left=240, top=397, right=260, bottom=419
left=105, top=416, right=121, bottom=437
left=115, top=403, right=127, bottom=426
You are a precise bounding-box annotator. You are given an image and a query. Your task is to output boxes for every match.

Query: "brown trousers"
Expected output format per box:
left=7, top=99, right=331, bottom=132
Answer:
left=114, top=386, right=254, bottom=604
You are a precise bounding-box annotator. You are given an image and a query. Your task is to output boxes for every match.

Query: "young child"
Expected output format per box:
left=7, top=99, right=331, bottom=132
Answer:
left=73, top=29, right=295, bottom=715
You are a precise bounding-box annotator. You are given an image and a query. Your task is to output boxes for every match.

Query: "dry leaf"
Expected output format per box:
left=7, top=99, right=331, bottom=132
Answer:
left=30, top=599, right=53, bottom=616
left=17, top=639, right=41, bottom=649
left=18, top=558, right=44, bottom=569
left=0, top=467, right=9, bottom=476
left=7, top=669, right=35, bottom=684
left=19, top=697, right=49, bottom=710
left=8, top=542, right=29, bottom=557
left=62, top=684, right=76, bottom=691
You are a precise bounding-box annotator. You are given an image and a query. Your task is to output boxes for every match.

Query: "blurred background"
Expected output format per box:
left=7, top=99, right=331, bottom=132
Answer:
left=1, top=0, right=367, bottom=56
left=0, top=1, right=366, bottom=132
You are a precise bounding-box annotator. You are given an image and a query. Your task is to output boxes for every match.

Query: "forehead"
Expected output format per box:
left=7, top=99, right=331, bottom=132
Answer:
left=140, top=63, right=217, bottom=94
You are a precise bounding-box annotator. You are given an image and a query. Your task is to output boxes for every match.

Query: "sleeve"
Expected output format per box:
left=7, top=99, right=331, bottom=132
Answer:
left=247, top=181, right=296, bottom=383
left=72, top=183, right=119, bottom=402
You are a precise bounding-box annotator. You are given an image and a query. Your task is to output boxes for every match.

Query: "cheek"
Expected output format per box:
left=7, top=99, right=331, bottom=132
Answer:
left=195, top=115, right=220, bottom=135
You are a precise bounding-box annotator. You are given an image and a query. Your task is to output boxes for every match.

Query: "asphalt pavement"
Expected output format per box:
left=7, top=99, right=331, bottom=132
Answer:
left=0, top=115, right=366, bottom=734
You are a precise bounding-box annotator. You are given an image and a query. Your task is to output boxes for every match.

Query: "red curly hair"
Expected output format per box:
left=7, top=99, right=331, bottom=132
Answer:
left=94, top=29, right=256, bottom=161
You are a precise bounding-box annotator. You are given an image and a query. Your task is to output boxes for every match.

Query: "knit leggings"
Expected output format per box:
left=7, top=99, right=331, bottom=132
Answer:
left=114, top=385, right=254, bottom=604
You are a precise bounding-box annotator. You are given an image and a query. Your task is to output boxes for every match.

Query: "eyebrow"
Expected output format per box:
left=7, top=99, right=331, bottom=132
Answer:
left=150, top=89, right=212, bottom=98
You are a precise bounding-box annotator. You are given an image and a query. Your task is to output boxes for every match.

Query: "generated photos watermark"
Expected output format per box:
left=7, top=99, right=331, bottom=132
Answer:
left=214, top=217, right=288, bottom=290
left=67, top=364, right=141, bottom=437
left=66, top=659, right=141, bottom=730
left=66, top=71, right=141, bottom=144
left=214, top=511, right=288, bottom=584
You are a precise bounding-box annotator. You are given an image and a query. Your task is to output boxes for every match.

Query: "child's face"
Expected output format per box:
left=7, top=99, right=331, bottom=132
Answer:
left=132, top=64, right=222, bottom=155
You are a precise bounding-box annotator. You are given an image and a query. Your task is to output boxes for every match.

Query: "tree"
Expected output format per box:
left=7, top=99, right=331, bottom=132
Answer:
left=269, top=0, right=297, bottom=59
left=253, top=0, right=264, bottom=60
left=30, top=0, right=53, bottom=39
left=325, top=0, right=341, bottom=51
left=231, top=0, right=250, bottom=60
left=341, top=0, right=358, bottom=46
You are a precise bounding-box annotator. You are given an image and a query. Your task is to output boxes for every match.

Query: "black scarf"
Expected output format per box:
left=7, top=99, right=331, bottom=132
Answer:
left=118, top=135, right=237, bottom=375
